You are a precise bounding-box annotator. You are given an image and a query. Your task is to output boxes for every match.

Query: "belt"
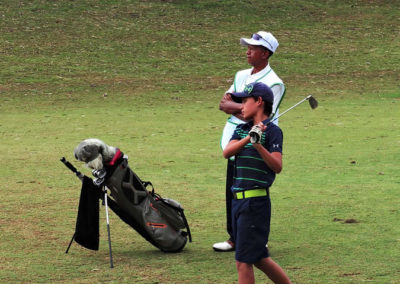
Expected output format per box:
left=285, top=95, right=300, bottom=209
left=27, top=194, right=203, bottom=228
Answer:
left=233, top=188, right=269, bottom=200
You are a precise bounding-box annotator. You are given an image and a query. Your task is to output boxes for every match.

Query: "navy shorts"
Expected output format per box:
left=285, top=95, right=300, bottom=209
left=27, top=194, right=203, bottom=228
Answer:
left=232, top=196, right=271, bottom=264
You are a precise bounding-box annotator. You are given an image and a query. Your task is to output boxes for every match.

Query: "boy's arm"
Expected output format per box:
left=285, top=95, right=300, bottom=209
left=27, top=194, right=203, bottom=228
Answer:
left=252, top=144, right=282, bottom=174
left=223, top=136, right=251, bottom=159
left=250, top=122, right=283, bottom=173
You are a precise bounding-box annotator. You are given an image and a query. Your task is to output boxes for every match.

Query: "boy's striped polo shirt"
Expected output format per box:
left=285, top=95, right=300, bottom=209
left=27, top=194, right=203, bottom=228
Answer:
left=230, top=118, right=283, bottom=192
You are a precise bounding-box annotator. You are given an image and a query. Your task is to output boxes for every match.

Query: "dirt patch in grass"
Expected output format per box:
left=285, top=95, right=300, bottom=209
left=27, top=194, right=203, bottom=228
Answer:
left=333, top=218, right=359, bottom=224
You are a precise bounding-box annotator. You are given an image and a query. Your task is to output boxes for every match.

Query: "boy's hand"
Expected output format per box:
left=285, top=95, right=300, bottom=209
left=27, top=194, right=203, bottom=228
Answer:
left=249, top=123, right=267, bottom=144
left=249, top=125, right=262, bottom=143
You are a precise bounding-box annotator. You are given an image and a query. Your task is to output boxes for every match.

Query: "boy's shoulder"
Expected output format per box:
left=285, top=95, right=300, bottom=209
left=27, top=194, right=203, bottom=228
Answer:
left=236, top=121, right=253, bottom=130
left=259, top=118, right=281, bottom=132
left=267, top=121, right=283, bottom=134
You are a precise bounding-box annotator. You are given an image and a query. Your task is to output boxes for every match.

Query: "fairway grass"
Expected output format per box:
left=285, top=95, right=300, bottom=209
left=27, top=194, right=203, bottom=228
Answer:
left=1, top=1, right=399, bottom=283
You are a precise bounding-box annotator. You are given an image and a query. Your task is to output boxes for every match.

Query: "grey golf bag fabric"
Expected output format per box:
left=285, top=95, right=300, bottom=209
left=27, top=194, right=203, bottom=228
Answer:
left=104, top=158, right=191, bottom=252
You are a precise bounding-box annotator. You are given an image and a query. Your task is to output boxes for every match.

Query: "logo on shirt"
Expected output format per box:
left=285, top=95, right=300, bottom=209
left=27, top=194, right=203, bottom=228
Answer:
left=273, top=144, right=280, bottom=148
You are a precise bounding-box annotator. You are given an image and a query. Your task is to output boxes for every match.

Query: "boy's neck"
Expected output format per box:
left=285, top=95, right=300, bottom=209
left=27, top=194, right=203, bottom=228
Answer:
left=253, top=111, right=269, bottom=125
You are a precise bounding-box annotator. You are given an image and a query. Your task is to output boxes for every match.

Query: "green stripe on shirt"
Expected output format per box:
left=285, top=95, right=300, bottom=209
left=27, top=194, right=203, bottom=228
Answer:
left=238, top=155, right=264, bottom=161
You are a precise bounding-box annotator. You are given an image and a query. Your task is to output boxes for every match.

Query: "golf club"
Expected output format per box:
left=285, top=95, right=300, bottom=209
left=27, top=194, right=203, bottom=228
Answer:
left=268, top=95, right=318, bottom=125
left=103, top=187, right=114, bottom=268
left=250, top=95, right=318, bottom=142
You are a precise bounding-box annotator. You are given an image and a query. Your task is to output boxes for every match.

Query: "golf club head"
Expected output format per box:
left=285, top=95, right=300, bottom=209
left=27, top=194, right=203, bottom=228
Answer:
left=307, top=95, right=318, bottom=109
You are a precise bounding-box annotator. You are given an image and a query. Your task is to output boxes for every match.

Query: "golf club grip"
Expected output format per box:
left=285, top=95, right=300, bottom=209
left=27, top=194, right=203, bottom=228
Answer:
left=60, top=157, right=79, bottom=174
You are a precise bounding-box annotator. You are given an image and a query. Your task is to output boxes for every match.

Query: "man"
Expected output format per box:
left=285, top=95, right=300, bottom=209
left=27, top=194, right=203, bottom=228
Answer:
left=214, top=31, right=285, bottom=251
left=223, top=82, right=291, bottom=284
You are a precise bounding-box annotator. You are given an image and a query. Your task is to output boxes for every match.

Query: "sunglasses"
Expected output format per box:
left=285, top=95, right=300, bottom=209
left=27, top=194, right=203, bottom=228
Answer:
left=252, top=34, right=263, bottom=41
left=251, top=34, right=273, bottom=51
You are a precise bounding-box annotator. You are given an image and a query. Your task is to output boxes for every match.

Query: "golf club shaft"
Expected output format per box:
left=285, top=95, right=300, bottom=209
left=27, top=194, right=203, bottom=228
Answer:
left=104, top=190, right=114, bottom=268
left=268, top=95, right=312, bottom=125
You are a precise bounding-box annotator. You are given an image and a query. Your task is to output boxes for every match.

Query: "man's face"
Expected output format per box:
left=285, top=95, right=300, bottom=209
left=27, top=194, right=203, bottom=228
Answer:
left=241, top=97, right=261, bottom=120
left=246, top=45, right=269, bottom=66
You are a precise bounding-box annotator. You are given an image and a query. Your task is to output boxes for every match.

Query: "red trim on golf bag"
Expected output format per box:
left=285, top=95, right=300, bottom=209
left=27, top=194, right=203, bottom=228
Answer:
left=147, top=222, right=168, bottom=229
left=108, top=148, right=122, bottom=166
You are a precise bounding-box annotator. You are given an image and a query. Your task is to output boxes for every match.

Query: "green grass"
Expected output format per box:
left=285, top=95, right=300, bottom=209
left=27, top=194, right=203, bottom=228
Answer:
left=1, top=0, right=399, bottom=283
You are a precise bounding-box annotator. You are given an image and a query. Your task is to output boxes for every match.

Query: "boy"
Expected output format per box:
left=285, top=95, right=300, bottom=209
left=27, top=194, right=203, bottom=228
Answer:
left=223, top=82, right=291, bottom=284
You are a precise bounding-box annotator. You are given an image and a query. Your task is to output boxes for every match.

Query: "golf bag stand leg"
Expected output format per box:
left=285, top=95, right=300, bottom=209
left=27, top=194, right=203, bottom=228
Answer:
left=65, top=233, right=76, bottom=254
left=103, top=186, right=114, bottom=268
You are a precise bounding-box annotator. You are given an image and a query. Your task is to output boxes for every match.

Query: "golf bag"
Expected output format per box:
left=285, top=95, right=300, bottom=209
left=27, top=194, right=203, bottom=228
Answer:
left=62, top=151, right=191, bottom=255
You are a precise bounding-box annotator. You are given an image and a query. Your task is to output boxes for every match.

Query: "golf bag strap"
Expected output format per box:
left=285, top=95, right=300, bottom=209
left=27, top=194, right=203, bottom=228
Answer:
left=181, top=211, right=192, bottom=242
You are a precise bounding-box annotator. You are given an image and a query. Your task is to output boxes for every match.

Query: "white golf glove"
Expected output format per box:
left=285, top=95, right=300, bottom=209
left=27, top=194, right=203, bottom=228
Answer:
left=249, top=125, right=263, bottom=144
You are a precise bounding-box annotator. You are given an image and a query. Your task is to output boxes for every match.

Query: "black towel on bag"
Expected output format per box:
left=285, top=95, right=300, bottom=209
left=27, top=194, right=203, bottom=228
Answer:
left=74, top=176, right=102, bottom=250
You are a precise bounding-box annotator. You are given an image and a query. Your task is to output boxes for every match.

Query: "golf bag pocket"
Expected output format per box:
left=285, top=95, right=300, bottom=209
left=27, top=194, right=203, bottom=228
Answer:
left=151, top=197, right=186, bottom=232
left=142, top=195, right=189, bottom=252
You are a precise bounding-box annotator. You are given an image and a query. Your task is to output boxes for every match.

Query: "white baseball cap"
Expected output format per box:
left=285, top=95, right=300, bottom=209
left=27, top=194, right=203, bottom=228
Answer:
left=240, top=31, right=279, bottom=53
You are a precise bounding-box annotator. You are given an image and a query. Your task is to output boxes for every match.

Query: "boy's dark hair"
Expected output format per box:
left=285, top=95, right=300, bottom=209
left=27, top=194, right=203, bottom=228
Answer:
left=263, top=101, right=273, bottom=116
left=250, top=96, right=273, bottom=116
